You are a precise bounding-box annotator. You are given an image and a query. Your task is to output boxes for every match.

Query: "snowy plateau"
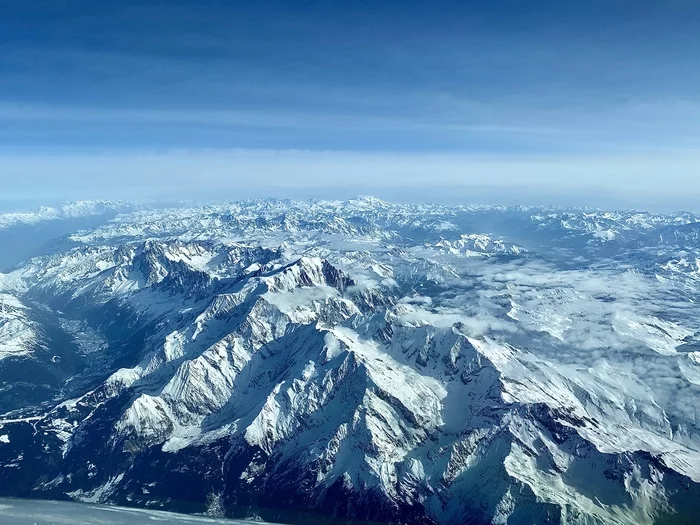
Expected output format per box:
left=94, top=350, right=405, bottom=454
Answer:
left=0, top=197, right=699, bottom=525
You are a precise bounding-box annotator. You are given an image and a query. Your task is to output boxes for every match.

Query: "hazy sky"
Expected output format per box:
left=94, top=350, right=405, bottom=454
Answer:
left=1, top=1, right=699, bottom=207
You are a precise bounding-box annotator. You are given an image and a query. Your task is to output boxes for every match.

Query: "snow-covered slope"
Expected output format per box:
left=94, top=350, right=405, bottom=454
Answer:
left=0, top=198, right=699, bottom=524
left=0, top=294, right=37, bottom=361
left=0, top=498, right=268, bottom=524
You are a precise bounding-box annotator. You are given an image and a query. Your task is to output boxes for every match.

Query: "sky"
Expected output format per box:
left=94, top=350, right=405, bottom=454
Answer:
left=1, top=0, right=699, bottom=208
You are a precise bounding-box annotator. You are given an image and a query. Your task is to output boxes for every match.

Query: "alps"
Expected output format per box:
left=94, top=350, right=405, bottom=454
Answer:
left=0, top=198, right=699, bottom=525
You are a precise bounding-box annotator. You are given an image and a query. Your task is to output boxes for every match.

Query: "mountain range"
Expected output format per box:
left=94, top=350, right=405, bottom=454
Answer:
left=0, top=197, right=699, bottom=524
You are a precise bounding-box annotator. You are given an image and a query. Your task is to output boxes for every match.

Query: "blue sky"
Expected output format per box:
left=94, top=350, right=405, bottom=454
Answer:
left=1, top=0, right=699, bottom=206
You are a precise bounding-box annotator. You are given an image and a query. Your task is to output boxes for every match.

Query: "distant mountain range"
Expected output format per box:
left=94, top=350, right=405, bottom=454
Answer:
left=0, top=197, right=699, bottom=524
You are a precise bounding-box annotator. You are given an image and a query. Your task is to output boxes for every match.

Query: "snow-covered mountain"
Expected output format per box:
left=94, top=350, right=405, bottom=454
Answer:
left=0, top=200, right=130, bottom=231
left=0, top=200, right=137, bottom=272
left=0, top=198, right=699, bottom=524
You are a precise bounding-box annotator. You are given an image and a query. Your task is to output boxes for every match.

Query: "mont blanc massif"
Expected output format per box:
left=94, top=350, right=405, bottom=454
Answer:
left=0, top=197, right=698, bottom=525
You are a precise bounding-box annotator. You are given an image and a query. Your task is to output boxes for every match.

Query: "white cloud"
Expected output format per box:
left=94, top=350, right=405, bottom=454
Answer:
left=1, top=148, right=700, bottom=209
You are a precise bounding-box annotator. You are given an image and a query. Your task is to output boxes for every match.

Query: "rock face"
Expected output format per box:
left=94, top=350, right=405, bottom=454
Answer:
left=1, top=198, right=700, bottom=524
